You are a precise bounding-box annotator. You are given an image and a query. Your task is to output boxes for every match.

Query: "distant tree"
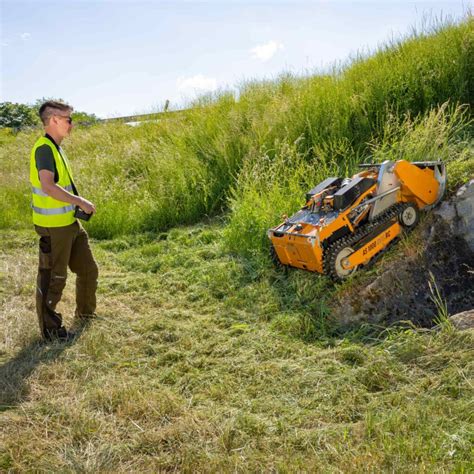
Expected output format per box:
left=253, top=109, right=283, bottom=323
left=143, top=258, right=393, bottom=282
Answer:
left=0, top=99, right=99, bottom=129
left=71, top=110, right=100, bottom=125
left=0, top=102, right=39, bottom=129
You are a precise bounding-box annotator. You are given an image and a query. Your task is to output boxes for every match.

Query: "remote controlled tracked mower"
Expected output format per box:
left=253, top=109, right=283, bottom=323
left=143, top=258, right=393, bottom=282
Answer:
left=268, top=160, right=446, bottom=281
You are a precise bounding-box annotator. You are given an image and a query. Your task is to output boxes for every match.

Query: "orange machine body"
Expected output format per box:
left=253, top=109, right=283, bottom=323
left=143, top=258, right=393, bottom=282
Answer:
left=270, top=182, right=376, bottom=273
left=268, top=160, right=445, bottom=279
left=395, top=160, right=440, bottom=208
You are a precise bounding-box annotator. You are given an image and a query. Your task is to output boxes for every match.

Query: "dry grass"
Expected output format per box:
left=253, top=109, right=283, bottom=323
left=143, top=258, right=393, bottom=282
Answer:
left=1, top=226, right=472, bottom=472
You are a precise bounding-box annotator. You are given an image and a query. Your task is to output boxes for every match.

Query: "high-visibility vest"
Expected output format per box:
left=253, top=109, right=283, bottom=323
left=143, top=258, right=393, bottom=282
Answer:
left=29, top=136, right=77, bottom=227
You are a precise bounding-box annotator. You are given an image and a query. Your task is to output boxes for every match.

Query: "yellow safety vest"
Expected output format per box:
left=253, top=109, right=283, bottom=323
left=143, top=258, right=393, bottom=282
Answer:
left=29, top=136, right=76, bottom=227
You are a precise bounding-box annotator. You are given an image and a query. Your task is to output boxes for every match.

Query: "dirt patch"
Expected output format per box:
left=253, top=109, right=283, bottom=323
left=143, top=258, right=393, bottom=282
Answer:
left=332, top=215, right=474, bottom=328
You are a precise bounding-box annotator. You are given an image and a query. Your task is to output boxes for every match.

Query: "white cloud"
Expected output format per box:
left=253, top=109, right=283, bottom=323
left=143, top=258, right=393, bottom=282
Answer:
left=250, top=40, right=284, bottom=61
left=177, top=74, right=217, bottom=92
left=1, top=41, right=8, bottom=47
left=20, top=33, right=31, bottom=41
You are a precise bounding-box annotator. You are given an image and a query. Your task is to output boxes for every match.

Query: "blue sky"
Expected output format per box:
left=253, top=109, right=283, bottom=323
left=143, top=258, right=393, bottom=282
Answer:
left=1, top=0, right=471, bottom=118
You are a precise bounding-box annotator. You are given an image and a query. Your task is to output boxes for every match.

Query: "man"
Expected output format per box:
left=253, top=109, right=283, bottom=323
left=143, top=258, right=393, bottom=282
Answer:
left=30, top=100, right=98, bottom=342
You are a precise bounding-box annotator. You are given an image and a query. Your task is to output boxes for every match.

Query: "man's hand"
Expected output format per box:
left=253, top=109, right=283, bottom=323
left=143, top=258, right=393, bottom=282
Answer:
left=39, top=170, right=96, bottom=214
left=77, top=197, right=96, bottom=214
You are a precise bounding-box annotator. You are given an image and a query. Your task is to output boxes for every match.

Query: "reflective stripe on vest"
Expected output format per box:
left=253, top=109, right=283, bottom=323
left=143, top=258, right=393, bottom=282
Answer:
left=31, top=204, right=75, bottom=215
left=31, top=185, right=74, bottom=197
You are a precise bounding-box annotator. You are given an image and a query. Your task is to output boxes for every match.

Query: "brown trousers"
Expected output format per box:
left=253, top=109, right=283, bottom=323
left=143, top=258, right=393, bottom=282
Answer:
left=35, top=221, right=98, bottom=337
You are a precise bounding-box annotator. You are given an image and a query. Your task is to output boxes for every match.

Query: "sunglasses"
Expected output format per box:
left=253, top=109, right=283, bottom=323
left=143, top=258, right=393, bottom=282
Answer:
left=56, top=115, right=73, bottom=124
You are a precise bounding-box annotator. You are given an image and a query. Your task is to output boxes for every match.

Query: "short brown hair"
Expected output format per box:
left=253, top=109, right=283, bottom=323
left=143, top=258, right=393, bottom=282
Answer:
left=38, top=101, right=73, bottom=125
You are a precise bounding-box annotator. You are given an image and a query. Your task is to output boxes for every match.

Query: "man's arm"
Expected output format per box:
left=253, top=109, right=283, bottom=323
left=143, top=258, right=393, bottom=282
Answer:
left=39, top=170, right=96, bottom=214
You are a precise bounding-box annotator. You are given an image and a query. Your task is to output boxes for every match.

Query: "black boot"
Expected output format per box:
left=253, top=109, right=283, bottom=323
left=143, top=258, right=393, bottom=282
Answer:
left=44, top=327, right=76, bottom=342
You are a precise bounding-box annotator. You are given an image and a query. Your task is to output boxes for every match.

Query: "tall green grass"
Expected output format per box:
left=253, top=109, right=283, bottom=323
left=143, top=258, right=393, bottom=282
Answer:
left=0, top=17, right=472, bottom=239
left=224, top=103, right=473, bottom=259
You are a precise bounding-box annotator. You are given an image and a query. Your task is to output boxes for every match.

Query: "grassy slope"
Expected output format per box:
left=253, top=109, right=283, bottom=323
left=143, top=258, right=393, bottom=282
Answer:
left=0, top=19, right=472, bottom=239
left=0, top=226, right=472, bottom=471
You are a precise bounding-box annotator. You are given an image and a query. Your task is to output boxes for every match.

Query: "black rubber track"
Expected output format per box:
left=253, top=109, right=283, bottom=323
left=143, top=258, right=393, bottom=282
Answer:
left=323, top=202, right=411, bottom=281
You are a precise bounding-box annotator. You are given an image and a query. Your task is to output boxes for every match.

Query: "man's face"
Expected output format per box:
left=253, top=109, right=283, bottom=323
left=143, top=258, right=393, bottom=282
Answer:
left=51, top=113, right=73, bottom=138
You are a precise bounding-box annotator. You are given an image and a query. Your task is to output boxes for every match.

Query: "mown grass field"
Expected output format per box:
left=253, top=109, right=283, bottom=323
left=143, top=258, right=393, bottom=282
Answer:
left=1, top=225, right=473, bottom=471
left=1, top=17, right=473, bottom=472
